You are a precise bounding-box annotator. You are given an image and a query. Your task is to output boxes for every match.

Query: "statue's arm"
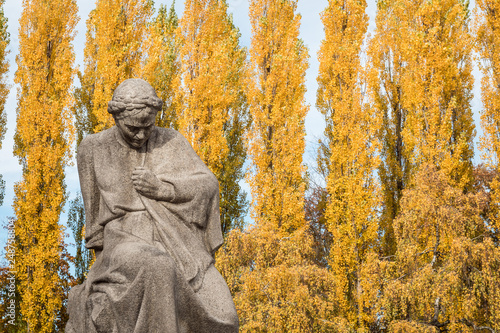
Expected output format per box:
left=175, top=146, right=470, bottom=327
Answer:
left=132, top=129, right=216, bottom=203
left=157, top=130, right=220, bottom=203
left=132, top=167, right=176, bottom=202
left=77, top=136, right=104, bottom=252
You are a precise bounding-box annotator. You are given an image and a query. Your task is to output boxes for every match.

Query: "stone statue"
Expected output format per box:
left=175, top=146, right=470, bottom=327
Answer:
left=66, top=79, right=239, bottom=333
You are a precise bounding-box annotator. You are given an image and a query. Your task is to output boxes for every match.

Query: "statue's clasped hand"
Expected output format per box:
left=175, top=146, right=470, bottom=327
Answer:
left=132, top=167, right=172, bottom=201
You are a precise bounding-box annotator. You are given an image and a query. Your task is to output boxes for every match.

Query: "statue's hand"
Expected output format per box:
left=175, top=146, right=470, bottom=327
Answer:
left=132, top=167, right=173, bottom=201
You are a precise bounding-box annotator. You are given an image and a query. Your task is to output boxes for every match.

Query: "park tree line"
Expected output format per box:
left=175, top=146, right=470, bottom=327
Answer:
left=0, top=0, right=499, bottom=332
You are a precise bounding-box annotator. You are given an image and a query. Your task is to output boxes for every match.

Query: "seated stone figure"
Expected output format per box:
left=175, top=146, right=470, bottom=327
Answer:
left=66, top=79, right=238, bottom=333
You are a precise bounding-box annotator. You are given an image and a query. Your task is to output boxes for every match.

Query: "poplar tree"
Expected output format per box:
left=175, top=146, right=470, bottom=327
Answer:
left=246, top=1, right=307, bottom=234
left=368, top=0, right=475, bottom=256
left=13, top=0, right=78, bottom=331
left=218, top=1, right=334, bottom=331
left=176, top=0, right=248, bottom=234
left=369, top=0, right=478, bottom=329
left=142, top=2, right=180, bottom=129
left=398, top=0, right=474, bottom=188
left=367, top=0, right=408, bottom=256
left=316, top=0, right=380, bottom=329
left=74, top=0, right=154, bottom=138
left=0, top=0, right=9, bottom=206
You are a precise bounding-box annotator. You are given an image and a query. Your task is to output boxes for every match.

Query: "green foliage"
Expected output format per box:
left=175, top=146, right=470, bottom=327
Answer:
left=219, top=110, right=249, bottom=234
left=67, top=193, right=93, bottom=284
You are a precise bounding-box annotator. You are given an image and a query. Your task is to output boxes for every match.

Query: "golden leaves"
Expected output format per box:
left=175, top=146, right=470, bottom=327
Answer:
left=368, top=1, right=481, bottom=329
left=218, top=1, right=335, bottom=332
left=371, top=0, right=474, bottom=187
left=79, top=0, right=153, bottom=134
left=316, top=1, right=380, bottom=329
left=141, top=3, right=180, bottom=129
left=369, top=0, right=475, bottom=259
left=177, top=0, right=246, bottom=174
left=247, top=0, right=309, bottom=234
left=4, top=0, right=499, bottom=330
left=13, top=0, right=78, bottom=331
left=217, top=226, right=335, bottom=332
left=382, top=164, right=499, bottom=331
left=476, top=0, right=500, bottom=232
left=0, top=0, right=8, bottom=150
left=176, top=0, right=248, bottom=233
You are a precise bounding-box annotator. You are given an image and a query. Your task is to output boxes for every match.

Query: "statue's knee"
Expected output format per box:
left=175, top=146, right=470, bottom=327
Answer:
left=142, top=251, right=176, bottom=278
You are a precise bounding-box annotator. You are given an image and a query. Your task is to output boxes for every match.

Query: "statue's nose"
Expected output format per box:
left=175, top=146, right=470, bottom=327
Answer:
left=136, top=131, right=145, bottom=140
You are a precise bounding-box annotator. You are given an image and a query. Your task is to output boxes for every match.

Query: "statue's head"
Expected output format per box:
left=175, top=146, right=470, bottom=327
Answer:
left=108, top=79, right=163, bottom=149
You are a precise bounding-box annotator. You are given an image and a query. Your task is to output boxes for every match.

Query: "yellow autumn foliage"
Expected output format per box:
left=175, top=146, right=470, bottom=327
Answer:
left=77, top=0, right=153, bottom=134
left=3, top=0, right=497, bottom=330
left=381, top=164, right=500, bottom=331
left=317, top=0, right=381, bottom=330
left=177, top=0, right=245, bottom=175
left=217, top=225, right=335, bottom=332
left=369, top=0, right=475, bottom=257
left=215, top=0, right=335, bottom=331
left=246, top=0, right=308, bottom=234
left=0, top=0, right=9, bottom=207
left=177, top=0, right=249, bottom=233
left=13, top=0, right=78, bottom=331
left=141, top=2, right=181, bottom=129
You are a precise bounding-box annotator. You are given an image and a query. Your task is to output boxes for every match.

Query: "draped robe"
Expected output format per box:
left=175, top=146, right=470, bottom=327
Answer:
left=65, top=126, right=238, bottom=333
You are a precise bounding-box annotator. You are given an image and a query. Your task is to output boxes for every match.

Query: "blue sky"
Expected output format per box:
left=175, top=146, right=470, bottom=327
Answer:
left=0, top=0, right=483, bottom=249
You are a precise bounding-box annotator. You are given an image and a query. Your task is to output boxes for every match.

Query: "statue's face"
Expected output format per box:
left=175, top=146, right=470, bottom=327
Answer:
left=114, top=108, right=156, bottom=149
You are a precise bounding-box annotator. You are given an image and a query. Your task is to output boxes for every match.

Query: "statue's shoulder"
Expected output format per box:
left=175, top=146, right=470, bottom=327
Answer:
left=153, top=127, right=213, bottom=173
left=79, top=127, right=117, bottom=149
left=77, top=127, right=117, bottom=158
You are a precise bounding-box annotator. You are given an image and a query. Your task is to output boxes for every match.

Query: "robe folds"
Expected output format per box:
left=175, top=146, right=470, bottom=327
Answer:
left=65, top=126, right=238, bottom=333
